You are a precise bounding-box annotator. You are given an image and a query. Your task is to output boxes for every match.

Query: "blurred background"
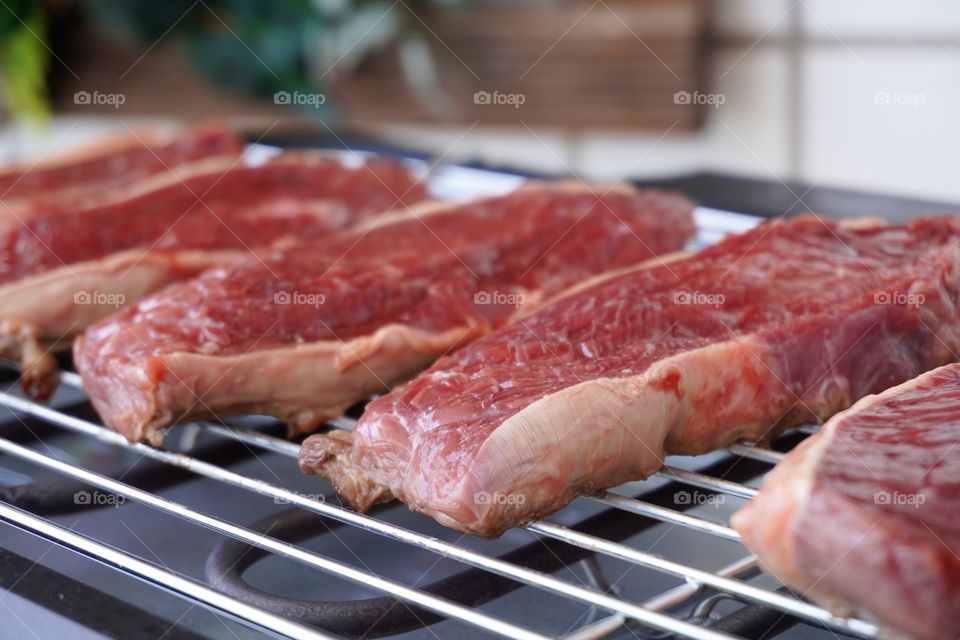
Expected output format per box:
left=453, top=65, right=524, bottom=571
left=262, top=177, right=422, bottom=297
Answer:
left=2, top=0, right=960, bottom=201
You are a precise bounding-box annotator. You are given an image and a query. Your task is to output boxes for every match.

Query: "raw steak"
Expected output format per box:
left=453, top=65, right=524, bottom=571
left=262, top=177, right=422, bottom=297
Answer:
left=732, top=363, right=960, bottom=640
left=0, top=123, right=242, bottom=214
left=75, top=184, right=694, bottom=446
left=1, top=152, right=427, bottom=399
left=299, top=214, right=960, bottom=536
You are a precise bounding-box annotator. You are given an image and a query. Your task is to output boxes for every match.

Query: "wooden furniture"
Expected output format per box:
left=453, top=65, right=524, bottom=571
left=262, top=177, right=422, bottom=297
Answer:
left=331, top=0, right=707, bottom=130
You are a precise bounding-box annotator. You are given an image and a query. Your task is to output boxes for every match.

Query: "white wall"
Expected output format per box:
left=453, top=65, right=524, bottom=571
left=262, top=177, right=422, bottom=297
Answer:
left=375, top=0, right=960, bottom=203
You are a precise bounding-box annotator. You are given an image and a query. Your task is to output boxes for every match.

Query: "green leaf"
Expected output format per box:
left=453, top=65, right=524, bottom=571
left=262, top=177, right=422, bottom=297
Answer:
left=0, top=8, right=50, bottom=122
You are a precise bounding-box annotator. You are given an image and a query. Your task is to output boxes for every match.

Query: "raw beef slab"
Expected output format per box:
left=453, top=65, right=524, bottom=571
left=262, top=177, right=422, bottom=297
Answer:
left=733, top=363, right=960, bottom=640
left=0, top=123, right=242, bottom=214
left=1, top=153, right=427, bottom=399
left=75, top=184, right=694, bottom=446
left=299, top=214, right=960, bottom=537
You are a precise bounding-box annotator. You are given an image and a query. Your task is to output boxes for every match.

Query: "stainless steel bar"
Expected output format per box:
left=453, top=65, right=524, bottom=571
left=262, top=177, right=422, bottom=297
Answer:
left=23, top=366, right=875, bottom=638
left=0, top=501, right=333, bottom=640
left=0, top=390, right=737, bottom=640
left=200, top=422, right=301, bottom=457
left=197, top=422, right=748, bottom=545
left=791, top=424, right=820, bottom=435
left=188, top=417, right=757, bottom=540
left=326, top=416, right=358, bottom=432
left=642, top=555, right=759, bottom=612
left=725, top=444, right=785, bottom=465
left=63, top=368, right=758, bottom=503
left=57, top=386, right=876, bottom=635
left=657, top=466, right=759, bottom=500
left=0, top=435, right=548, bottom=640
left=561, top=616, right=626, bottom=640
left=587, top=492, right=740, bottom=542
left=193, top=424, right=752, bottom=547
left=564, top=556, right=760, bottom=640
left=182, top=417, right=812, bottom=633
left=526, top=520, right=878, bottom=638
left=196, top=412, right=791, bottom=629
left=58, top=371, right=83, bottom=388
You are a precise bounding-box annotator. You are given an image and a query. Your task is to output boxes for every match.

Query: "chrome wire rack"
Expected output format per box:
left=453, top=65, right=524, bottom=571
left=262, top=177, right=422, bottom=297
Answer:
left=0, top=167, right=882, bottom=639
left=0, top=369, right=880, bottom=640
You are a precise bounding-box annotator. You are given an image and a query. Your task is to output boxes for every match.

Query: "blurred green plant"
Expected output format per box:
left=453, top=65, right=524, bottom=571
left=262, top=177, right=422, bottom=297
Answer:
left=89, top=0, right=324, bottom=97
left=0, top=0, right=50, bottom=121
left=0, top=0, right=472, bottom=120
left=87, top=0, right=470, bottom=107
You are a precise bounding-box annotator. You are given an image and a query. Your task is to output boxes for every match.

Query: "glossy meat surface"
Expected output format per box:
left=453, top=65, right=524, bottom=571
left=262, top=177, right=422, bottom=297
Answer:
left=0, top=123, right=241, bottom=210
left=0, top=153, right=427, bottom=285
left=76, top=185, right=694, bottom=444
left=733, top=363, right=960, bottom=640
left=315, top=215, right=960, bottom=536
left=0, top=152, right=427, bottom=400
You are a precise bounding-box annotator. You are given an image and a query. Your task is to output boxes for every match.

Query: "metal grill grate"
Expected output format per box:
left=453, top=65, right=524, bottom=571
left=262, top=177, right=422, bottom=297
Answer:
left=0, top=165, right=881, bottom=640
left=0, top=372, right=880, bottom=640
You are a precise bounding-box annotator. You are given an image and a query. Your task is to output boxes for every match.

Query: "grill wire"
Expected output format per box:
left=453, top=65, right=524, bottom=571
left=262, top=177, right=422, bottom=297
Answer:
left=0, top=190, right=882, bottom=640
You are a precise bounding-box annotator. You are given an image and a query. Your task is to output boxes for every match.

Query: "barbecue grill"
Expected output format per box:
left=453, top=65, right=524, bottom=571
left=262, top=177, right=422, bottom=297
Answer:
left=0, top=155, right=925, bottom=640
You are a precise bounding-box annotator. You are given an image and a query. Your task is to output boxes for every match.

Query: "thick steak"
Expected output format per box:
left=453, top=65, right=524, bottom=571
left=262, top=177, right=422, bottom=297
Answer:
left=75, top=184, right=694, bottom=445
left=732, top=363, right=960, bottom=640
left=0, top=122, right=241, bottom=214
left=1, top=153, right=427, bottom=398
left=299, top=215, right=960, bottom=537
